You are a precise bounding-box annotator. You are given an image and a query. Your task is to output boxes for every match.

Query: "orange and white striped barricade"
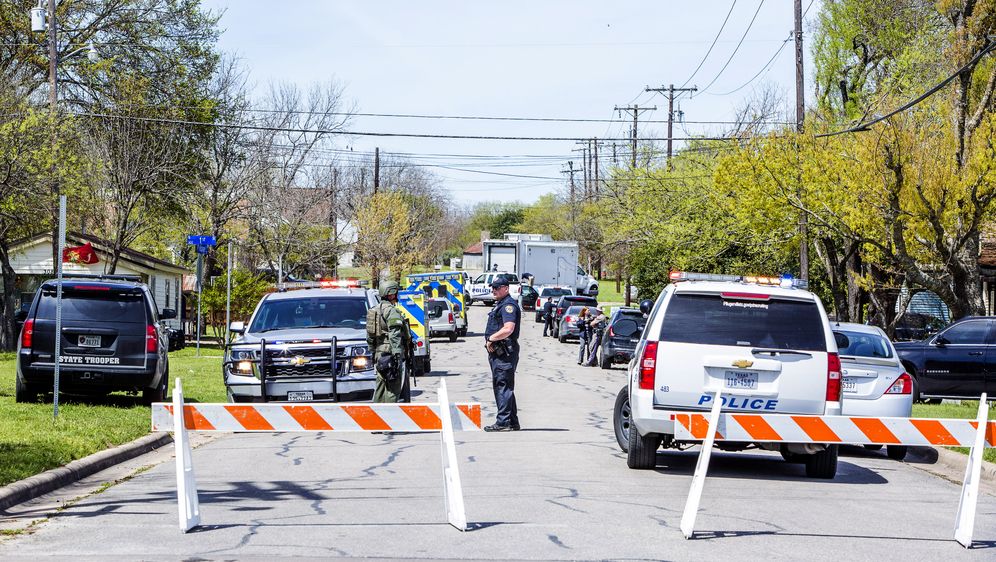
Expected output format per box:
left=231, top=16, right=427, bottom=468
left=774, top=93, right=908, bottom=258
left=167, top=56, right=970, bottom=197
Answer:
left=671, top=390, right=992, bottom=548
left=152, top=378, right=481, bottom=533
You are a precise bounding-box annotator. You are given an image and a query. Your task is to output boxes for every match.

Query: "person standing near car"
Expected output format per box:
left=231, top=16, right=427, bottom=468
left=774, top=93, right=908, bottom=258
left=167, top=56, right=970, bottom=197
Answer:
left=483, top=277, right=521, bottom=432
left=585, top=308, right=608, bottom=366
left=576, top=307, right=590, bottom=364
left=542, top=297, right=555, bottom=337
left=367, top=281, right=408, bottom=403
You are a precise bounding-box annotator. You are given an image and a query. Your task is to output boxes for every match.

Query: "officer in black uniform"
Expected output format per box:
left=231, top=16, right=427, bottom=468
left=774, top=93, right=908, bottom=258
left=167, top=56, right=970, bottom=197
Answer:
left=483, top=276, right=521, bottom=432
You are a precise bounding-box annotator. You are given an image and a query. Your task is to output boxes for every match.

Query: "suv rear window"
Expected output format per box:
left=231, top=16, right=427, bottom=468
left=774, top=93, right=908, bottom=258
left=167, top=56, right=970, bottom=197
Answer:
left=38, top=290, right=147, bottom=323
left=659, top=293, right=826, bottom=352
left=427, top=300, right=448, bottom=318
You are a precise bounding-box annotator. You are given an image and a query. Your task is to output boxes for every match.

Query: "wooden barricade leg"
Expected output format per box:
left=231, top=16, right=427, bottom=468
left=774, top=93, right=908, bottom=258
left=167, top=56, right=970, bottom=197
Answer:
left=173, top=378, right=201, bottom=532
left=955, top=393, right=988, bottom=548
left=437, top=380, right=468, bottom=531
left=680, top=389, right=723, bottom=539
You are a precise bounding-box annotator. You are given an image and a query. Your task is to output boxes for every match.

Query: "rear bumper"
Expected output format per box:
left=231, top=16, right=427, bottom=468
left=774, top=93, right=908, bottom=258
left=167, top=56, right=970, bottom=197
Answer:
left=603, top=344, right=635, bottom=362
left=841, top=393, right=913, bottom=417
left=18, top=358, right=159, bottom=390
left=429, top=325, right=456, bottom=336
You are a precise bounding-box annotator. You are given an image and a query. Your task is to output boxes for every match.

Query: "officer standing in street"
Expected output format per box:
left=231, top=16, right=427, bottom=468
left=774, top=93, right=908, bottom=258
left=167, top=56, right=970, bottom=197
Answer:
left=483, top=277, right=521, bottom=432
left=367, top=281, right=408, bottom=403
left=542, top=297, right=555, bottom=337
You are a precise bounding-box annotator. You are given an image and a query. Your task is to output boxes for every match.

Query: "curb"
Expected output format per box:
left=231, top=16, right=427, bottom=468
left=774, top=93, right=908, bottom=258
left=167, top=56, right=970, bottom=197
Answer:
left=907, top=445, right=996, bottom=485
left=0, top=433, right=173, bottom=512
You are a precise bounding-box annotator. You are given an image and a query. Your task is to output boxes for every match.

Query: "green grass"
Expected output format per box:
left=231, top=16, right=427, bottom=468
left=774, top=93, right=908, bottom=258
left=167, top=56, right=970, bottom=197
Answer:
left=594, top=279, right=640, bottom=306
left=0, top=347, right=224, bottom=487
left=913, top=401, right=996, bottom=463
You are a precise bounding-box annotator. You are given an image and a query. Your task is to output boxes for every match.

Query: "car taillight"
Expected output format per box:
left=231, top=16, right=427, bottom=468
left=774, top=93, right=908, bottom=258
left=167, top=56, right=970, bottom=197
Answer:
left=608, top=326, right=615, bottom=337
left=639, top=341, right=658, bottom=390
left=448, top=312, right=454, bottom=323
left=21, top=319, right=33, bottom=348
left=146, top=325, right=157, bottom=353
left=564, top=316, right=573, bottom=323
left=885, top=373, right=913, bottom=395
left=826, top=352, right=842, bottom=402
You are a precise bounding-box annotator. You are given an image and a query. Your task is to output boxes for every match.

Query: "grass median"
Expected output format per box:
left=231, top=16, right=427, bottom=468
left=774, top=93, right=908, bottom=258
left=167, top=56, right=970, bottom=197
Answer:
left=0, top=347, right=224, bottom=488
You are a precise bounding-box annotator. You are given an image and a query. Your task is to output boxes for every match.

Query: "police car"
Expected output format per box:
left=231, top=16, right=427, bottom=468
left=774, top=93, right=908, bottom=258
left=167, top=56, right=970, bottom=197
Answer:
left=617, top=271, right=842, bottom=478
left=224, top=280, right=384, bottom=402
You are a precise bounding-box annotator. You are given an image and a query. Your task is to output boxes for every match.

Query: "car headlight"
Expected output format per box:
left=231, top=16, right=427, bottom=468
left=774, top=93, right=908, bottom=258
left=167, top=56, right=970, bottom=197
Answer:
left=231, top=349, right=255, bottom=360
left=351, top=356, right=370, bottom=370
left=237, top=361, right=254, bottom=373
left=351, top=345, right=368, bottom=356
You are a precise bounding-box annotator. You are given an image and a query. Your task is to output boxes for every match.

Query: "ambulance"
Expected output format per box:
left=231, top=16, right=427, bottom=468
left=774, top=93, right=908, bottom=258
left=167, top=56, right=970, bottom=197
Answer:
left=397, top=289, right=432, bottom=375
left=405, top=271, right=468, bottom=337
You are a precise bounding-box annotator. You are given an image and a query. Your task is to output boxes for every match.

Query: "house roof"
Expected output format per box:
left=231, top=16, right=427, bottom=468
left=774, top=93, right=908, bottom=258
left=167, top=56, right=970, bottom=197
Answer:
left=463, top=242, right=483, bottom=255
left=981, top=231, right=996, bottom=268
left=11, top=232, right=190, bottom=275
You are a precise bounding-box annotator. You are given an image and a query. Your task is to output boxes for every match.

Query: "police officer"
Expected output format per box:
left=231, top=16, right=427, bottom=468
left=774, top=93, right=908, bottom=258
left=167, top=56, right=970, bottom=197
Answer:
left=542, top=297, right=555, bottom=337
left=483, top=276, right=521, bottom=432
left=367, top=281, right=408, bottom=403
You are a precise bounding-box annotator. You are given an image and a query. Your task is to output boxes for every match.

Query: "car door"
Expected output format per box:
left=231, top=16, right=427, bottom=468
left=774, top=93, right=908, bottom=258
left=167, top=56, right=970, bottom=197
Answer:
left=922, top=319, right=990, bottom=398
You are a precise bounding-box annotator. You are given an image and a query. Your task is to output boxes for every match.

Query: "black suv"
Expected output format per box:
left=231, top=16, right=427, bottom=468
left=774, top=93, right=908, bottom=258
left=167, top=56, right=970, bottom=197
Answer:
left=598, top=307, right=647, bottom=369
left=894, top=316, right=993, bottom=402
left=15, top=275, right=174, bottom=405
left=553, top=295, right=598, bottom=332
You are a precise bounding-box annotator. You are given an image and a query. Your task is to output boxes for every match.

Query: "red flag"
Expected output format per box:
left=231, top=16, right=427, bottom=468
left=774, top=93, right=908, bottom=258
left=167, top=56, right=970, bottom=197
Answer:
left=62, top=242, right=100, bottom=265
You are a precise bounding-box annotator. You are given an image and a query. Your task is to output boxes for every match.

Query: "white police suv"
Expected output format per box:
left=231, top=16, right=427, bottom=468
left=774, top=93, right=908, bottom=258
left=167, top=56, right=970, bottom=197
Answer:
left=619, top=271, right=842, bottom=478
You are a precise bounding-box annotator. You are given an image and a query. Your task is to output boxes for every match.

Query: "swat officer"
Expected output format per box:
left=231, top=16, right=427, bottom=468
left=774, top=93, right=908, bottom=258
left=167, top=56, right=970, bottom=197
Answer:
left=367, top=281, right=408, bottom=403
left=483, top=276, right=521, bottom=432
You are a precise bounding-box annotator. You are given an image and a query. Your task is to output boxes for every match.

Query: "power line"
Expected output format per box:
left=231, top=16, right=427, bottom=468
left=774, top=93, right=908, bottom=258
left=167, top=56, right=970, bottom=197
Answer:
left=705, top=32, right=791, bottom=96
left=679, top=0, right=738, bottom=89
left=698, top=0, right=766, bottom=94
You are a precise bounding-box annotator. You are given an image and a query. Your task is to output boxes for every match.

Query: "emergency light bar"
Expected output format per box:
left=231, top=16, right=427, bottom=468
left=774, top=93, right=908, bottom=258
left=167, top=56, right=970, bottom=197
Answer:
left=275, top=278, right=366, bottom=292
left=669, top=271, right=808, bottom=289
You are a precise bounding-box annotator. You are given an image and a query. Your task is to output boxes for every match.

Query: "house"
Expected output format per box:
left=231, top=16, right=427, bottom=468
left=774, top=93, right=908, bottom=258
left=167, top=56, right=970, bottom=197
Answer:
left=462, top=242, right=483, bottom=272
left=9, top=233, right=190, bottom=329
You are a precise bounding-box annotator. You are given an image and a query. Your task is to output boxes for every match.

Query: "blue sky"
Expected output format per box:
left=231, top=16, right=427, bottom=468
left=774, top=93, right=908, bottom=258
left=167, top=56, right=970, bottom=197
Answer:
left=202, top=1, right=822, bottom=205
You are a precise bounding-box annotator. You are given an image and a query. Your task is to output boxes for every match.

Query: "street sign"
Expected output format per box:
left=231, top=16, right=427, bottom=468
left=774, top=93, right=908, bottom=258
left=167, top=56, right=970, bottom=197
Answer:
left=195, top=245, right=210, bottom=255
left=186, top=235, right=217, bottom=246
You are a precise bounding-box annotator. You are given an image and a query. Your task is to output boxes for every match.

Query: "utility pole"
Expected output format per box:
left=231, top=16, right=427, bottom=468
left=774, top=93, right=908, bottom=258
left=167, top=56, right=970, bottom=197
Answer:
left=614, top=105, right=655, bottom=168
left=795, top=0, right=809, bottom=281
left=48, top=0, right=58, bottom=269
left=373, top=147, right=380, bottom=195
left=593, top=138, right=600, bottom=199
left=330, top=167, right=339, bottom=278
left=647, top=84, right=697, bottom=169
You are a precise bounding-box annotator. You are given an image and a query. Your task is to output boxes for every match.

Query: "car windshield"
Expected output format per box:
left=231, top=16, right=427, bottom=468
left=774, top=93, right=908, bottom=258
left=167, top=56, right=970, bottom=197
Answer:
left=836, top=330, right=893, bottom=358
left=249, top=297, right=367, bottom=332
left=541, top=288, right=572, bottom=297
left=659, top=293, right=826, bottom=352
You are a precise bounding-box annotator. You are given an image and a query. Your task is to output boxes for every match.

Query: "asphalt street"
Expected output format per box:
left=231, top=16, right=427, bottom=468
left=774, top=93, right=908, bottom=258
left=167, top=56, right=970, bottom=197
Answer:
left=1, top=305, right=995, bottom=561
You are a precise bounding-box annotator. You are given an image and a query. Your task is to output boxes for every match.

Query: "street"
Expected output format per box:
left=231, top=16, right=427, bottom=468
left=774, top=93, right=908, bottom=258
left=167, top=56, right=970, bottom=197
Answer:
left=1, top=305, right=995, bottom=561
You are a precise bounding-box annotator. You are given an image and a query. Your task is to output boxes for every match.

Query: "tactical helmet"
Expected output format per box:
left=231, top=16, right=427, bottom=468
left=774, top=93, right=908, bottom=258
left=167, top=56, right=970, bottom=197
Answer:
left=380, top=281, right=400, bottom=298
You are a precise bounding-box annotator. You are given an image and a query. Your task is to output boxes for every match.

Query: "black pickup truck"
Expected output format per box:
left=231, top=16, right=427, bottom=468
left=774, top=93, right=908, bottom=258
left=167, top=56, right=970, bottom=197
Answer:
left=894, top=316, right=994, bottom=402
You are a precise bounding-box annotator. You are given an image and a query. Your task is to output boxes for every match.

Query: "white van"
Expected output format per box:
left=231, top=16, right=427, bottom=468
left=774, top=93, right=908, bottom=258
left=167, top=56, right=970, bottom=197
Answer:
left=620, top=271, right=842, bottom=478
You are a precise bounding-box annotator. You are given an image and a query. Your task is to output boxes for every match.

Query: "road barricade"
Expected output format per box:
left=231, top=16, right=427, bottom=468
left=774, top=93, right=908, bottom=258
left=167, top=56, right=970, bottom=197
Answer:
left=670, top=390, right=992, bottom=548
left=152, top=379, right=481, bottom=533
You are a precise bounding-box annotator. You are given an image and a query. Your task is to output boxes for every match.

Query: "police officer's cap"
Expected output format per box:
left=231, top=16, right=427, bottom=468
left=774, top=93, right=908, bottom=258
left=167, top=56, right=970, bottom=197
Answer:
left=489, top=277, right=510, bottom=289
left=380, top=281, right=400, bottom=297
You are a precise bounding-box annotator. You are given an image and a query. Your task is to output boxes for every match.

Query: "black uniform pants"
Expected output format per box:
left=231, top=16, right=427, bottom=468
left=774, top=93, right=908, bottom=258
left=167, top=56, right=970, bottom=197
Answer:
left=488, top=344, right=519, bottom=427
left=543, top=314, right=554, bottom=336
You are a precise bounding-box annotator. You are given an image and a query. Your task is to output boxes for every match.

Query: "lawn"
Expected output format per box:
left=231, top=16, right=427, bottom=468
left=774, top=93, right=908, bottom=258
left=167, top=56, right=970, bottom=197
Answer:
left=593, top=278, right=641, bottom=306
left=0, top=347, right=224, bottom=487
left=913, top=401, right=996, bottom=463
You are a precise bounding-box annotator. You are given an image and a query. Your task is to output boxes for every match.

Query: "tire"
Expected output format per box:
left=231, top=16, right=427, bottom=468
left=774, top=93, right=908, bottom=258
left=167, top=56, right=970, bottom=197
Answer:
left=449, top=333, right=458, bottom=342
left=143, top=366, right=168, bottom=406
left=559, top=334, right=567, bottom=343
left=15, top=376, right=37, bottom=403
left=600, top=350, right=612, bottom=370
left=613, top=387, right=631, bottom=452
left=863, top=444, right=883, bottom=451
left=804, top=445, right=838, bottom=479
left=887, top=445, right=908, bottom=461
left=626, top=420, right=661, bottom=469
left=423, top=357, right=431, bottom=374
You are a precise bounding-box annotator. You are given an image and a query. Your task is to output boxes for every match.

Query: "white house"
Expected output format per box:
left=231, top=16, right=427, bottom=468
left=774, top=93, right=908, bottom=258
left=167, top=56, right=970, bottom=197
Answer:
left=9, top=233, right=190, bottom=329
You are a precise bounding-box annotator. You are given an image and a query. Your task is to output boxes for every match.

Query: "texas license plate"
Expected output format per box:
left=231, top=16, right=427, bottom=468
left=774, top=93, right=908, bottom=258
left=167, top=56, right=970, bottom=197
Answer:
left=725, top=370, right=758, bottom=390
left=78, top=335, right=101, bottom=347
left=287, top=391, right=313, bottom=402
left=842, top=378, right=857, bottom=393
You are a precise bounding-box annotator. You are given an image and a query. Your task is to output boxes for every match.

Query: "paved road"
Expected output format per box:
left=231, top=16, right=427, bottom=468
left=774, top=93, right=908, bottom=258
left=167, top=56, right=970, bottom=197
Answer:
left=2, top=305, right=995, bottom=561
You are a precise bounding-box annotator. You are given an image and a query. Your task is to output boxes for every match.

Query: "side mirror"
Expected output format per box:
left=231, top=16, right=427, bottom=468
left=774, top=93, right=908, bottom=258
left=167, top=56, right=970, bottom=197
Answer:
left=229, top=321, right=245, bottom=334
left=639, top=299, right=654, bottom=316
left=14, top=310, right=28, bottom=322
left=160, top=308, right=177, bottom=320
left=833, top=332, right=850, bottom=350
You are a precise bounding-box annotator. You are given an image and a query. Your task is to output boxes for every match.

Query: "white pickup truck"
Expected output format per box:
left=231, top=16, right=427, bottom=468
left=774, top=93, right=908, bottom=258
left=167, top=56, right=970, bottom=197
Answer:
left=467, top=272, right=521, bottom=306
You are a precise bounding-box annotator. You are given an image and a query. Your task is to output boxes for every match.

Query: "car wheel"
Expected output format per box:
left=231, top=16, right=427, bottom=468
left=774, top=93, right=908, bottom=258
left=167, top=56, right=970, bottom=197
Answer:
left=804, top=445, right=838, bottom=479
left=863, top=444, right=883, bottom=451
left=449, top=332, right=458, bottom=342
left=15, top=376, right=38, bottom=403
left=143, top=366, right=168, bottom=406
left=887, top=445, right=908, bottom=461
left=614, top=387, right=630, bottom=452
left=600, top=350, right=612, bottom=370
left=423, top=357, right=431, bottom=374
left=626, top=421, right=661, bottom=469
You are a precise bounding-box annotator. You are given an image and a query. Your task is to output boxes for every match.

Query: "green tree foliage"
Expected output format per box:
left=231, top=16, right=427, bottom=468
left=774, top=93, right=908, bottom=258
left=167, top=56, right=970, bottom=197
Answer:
left=199, top=268, right=270, bottom=340
left=463, top=202, right=525, bottom=244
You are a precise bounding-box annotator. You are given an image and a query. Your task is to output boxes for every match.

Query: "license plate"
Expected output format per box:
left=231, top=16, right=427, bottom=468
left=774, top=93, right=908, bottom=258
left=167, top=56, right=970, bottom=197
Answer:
left=78, top=335, right=101, bottom=347
left=843, top=377, right=857, bottom=393
left=287, top=391, right=313, bottom=402
left=725, top=370, right=758, bottom=390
